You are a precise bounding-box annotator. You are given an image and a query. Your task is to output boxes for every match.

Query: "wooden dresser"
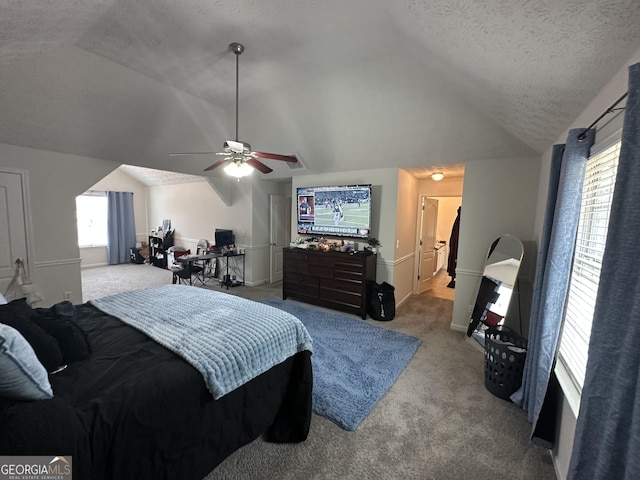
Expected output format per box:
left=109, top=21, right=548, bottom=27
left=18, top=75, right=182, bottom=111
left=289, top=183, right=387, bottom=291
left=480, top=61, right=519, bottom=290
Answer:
left=283, top=247, right=377, bottom=319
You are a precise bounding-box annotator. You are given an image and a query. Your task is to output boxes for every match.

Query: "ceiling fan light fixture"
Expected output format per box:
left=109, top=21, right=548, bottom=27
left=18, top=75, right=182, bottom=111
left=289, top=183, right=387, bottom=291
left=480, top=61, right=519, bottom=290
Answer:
left=431, top=172, right=445, bottom=181
left=224, top=160, right=254, bottom=179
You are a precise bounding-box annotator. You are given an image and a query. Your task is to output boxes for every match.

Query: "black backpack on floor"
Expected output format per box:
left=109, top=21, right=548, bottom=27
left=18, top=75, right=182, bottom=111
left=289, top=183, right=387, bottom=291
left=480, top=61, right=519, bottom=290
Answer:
left=369, top=282, right=396, bottom=321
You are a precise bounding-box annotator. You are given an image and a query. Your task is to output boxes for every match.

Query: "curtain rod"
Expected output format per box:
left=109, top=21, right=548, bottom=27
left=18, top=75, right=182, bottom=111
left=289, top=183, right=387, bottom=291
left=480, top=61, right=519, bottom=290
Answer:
left=577, top=92, right=628, bottom=140
left=82, top=189, right=106, bottom=196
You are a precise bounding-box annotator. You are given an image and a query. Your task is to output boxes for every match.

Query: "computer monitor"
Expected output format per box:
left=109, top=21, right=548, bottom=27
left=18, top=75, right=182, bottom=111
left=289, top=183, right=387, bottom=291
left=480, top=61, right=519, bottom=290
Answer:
left=214, top=229, right=234, bottom=248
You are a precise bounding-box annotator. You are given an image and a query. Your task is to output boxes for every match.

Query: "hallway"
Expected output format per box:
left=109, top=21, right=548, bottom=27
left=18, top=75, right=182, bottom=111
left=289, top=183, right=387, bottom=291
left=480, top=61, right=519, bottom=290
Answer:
left=422, top=268, right=455, bottom=302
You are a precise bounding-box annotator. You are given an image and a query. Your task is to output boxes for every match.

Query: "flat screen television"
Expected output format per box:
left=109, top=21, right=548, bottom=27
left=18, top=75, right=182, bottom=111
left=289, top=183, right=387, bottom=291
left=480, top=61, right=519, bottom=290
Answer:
left=214, top=228, right=234, bottom=248
left=296, top=184, right=372, bottom=239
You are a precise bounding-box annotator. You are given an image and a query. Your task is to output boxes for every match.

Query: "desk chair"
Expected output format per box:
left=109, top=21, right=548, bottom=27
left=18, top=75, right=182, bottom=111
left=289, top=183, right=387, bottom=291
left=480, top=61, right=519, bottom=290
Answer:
left=171, top=250, right=204, bottom=285
left=196, top=239, right=209, bottom=255
left=194, top=239, right=214, bottom=280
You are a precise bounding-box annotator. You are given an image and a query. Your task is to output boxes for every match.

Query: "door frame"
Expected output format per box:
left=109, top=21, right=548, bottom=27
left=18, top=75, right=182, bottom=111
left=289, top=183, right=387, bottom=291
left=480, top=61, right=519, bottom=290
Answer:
left=0, top=168, right=36, bottom=292
left=413, top=196, right=438, bottom=294
left=269, top=194, right=291, bottom=283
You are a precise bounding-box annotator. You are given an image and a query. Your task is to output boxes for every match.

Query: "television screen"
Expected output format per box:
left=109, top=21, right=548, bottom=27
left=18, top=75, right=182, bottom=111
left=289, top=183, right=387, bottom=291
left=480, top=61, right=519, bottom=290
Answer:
left=214, top=228, right=234, bottom=247
left=296, top=184, right=372, bottom=239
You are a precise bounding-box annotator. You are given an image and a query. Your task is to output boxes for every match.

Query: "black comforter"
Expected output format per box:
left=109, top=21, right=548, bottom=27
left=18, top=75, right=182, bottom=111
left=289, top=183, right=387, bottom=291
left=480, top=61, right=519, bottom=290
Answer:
left=0, top=303, right=313, bottom=479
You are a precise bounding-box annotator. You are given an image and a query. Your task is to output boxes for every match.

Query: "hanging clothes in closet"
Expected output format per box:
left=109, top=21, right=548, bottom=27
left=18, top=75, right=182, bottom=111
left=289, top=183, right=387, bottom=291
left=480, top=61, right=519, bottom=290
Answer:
left=447, top=206, right=461, bottom=288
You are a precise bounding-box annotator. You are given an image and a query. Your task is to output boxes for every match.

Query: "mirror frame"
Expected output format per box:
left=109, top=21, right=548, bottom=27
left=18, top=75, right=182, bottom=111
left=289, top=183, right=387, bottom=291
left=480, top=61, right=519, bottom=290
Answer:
left=466, top=234, right=524, bottom=337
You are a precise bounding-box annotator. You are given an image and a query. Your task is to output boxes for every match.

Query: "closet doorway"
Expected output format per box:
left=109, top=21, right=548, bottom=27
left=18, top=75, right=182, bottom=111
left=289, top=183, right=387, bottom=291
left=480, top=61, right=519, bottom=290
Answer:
left=0, top=170, right=32, bottom=293
left=418, top=195, right=462, bottom=301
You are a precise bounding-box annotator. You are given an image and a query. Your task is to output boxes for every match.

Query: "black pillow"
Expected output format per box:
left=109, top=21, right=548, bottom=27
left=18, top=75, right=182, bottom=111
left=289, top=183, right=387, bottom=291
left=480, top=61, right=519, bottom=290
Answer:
left=33, top=302, right=90, bottom=364
left=0, top=298, right=64, bottom=372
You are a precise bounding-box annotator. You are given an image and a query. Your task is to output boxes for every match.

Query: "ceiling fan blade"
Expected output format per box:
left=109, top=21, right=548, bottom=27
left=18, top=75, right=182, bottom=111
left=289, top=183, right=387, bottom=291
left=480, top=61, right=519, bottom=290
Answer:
left=255, top=151, right=298, bottom=163
left=246, top=158, right=273, bottom=174
left=169, top=151, right=218, bottom=156
left=203, top=158, right=229, bottom=172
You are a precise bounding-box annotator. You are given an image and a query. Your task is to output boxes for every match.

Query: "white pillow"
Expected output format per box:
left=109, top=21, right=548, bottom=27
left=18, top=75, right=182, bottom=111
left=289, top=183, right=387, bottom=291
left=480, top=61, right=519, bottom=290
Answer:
left=0, top=324, right=53, bottom=400
left=0, top=293, right=7, bottom=305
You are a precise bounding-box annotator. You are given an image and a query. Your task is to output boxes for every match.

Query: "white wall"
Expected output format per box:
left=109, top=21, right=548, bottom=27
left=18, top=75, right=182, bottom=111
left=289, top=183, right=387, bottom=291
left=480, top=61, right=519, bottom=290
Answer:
left=450, top=156, right=540, bottom=332
left=0, top=143, right=119, bottom=305
left=0, top=138, right=540, bottom=314
left=394, top=170, right=419, bottom=304
left=80, top=167, right=149, bottom=268
left=147, top=179, right=249, bottom=252
left=145, top=176, right=290, bottom=286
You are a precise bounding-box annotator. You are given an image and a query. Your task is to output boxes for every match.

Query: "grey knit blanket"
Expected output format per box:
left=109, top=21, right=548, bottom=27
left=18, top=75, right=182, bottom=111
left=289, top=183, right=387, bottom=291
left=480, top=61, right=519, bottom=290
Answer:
left=91, top=285, right=312, bottom=399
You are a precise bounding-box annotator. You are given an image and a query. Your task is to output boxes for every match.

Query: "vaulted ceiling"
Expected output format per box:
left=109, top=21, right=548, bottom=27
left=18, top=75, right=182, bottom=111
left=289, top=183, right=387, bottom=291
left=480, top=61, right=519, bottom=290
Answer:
left=2, top=1, right=639, bottom=180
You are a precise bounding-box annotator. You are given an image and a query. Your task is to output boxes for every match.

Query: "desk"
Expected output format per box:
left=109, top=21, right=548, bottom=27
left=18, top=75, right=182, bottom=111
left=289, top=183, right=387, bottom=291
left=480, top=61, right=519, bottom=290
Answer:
left=176, top=252, right=245, bottom=289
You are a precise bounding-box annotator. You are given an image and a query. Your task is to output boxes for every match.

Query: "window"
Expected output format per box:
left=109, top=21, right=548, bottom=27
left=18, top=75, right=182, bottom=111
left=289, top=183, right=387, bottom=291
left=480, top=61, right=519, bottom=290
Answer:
left=557, top=140, right=620, bottom=398
left=76, top=193, right=108, bottom=247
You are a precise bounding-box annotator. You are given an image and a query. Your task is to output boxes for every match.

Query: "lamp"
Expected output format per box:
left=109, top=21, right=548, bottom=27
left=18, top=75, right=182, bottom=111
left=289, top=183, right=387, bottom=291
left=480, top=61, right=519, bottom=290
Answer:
left=224, top=159, right=254, bottom=179
left=431, top=172, right=444, bottom=181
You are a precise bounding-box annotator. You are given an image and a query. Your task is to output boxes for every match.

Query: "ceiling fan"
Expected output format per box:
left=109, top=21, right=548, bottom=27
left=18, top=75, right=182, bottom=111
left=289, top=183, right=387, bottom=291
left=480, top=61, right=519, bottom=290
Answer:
left=169, top=43, right=298, bottom=178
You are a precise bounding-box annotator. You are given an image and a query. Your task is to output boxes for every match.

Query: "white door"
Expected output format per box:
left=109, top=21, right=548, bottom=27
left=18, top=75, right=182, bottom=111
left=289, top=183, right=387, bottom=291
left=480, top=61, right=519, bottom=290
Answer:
left=270, top=195, right=290, bottom=283
left=0, top=171, right=30, bottom=293
left=417, top=197, right=438, bottom=293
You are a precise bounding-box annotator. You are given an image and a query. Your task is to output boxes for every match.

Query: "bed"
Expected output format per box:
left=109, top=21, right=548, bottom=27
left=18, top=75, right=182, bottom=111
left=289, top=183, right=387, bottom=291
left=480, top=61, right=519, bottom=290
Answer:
left=0, top=285, right=313, bottom=479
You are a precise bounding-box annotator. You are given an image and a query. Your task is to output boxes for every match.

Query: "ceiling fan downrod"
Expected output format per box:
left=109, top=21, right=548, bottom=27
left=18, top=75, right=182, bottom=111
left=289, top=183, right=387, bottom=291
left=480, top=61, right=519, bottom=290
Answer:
left=230, top=42, right=244, bottom=144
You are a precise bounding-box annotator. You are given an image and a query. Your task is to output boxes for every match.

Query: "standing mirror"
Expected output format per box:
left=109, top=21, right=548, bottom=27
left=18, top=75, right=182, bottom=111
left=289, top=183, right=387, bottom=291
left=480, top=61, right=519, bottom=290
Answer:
left=466, top=234, right=524, bottom=340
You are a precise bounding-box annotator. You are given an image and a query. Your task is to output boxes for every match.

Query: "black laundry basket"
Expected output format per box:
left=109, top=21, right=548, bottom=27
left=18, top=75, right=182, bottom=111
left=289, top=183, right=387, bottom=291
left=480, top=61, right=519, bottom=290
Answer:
left=484, top=325, right=527, bottom=400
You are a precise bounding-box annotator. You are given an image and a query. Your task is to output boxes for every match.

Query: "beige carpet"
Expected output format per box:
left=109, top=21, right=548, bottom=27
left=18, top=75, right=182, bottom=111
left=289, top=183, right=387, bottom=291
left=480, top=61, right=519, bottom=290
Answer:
left=81, top=264, right=556, bottom=480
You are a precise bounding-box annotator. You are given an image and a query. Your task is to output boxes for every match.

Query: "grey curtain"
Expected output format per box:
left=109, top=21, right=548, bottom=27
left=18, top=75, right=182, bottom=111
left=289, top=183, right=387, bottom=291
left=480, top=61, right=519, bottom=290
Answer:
left=106, top=191, right=136, bottom=265
left=568, top=62, right=640, bottom=480
left=510, top=128, right=594, bottom=439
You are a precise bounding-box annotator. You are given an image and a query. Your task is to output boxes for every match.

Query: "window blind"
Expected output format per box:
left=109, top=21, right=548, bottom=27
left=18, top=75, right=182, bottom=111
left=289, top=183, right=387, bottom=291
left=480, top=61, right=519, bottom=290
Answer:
left=76, top=193, right=108, bottom=247
left=558, top=141, right=620, bottom=393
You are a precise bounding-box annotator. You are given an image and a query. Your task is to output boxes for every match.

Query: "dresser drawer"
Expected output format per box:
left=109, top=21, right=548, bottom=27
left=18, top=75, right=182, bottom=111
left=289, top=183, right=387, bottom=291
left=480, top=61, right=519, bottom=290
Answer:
left=321, top=277, right=363, bottom=294
left=284, top=271, right=319, bottom=287
left=284, top=272, right=319, bottom=298
left=319, top=287, right=362, bottom=309
left=284, top=251, right=308, bottom=273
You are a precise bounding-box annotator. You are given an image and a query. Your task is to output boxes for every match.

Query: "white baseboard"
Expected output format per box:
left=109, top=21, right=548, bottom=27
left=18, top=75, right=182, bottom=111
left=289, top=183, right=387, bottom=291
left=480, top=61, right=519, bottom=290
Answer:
left=81, top=262, right=109, bottom=269
left=450, top=323, right=467, bottom=333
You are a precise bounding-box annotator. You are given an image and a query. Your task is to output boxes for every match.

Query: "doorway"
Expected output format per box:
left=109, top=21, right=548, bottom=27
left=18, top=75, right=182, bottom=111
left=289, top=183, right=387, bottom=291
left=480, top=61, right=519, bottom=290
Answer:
left=0, top=170, right=32, bottom=293
left=418, top=195, right=462, bottom=301
left=415, top=196, right=438, bottom=294
left=269, top=194, right=291, bottom=283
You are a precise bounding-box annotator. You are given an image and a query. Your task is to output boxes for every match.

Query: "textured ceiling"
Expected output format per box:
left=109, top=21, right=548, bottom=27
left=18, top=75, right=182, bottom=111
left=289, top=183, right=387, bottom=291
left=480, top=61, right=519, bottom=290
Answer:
left=1, top=1, right=640, bottom=181
left=119, top=164, right=205, bottom=186
left=404, top=164, right=465, bottom=181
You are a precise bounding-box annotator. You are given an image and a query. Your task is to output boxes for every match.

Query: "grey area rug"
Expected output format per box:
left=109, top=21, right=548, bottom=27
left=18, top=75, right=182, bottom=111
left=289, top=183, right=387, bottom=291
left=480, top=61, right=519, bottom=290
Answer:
left=260, top=297, right=421, bottom=431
